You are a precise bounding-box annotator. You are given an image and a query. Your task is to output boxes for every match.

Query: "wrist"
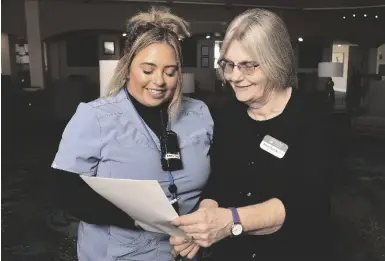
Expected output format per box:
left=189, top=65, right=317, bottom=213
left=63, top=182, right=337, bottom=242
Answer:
left=224, top=208, right=233, bottom=237
left=199, top=199, right=219, bottom=209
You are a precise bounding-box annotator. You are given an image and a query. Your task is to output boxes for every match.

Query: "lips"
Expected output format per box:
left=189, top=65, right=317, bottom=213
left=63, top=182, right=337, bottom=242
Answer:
left=145, top=88, right=167, bottom=99
left=147, top=88, right=165, bottom=94
left=235, top=84, right=253, bottom=88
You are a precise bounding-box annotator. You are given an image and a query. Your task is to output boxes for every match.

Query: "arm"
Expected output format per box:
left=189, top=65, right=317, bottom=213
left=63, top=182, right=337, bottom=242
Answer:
left=52, top=103, right=135, bottom=229
left=237, top=198, right=285, bottom=235
left=54, top=169, right=136, bottom=228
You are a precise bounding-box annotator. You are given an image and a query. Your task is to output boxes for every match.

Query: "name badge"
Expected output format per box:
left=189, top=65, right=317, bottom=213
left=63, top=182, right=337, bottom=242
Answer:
left=260, top=135, right=288, bottom=159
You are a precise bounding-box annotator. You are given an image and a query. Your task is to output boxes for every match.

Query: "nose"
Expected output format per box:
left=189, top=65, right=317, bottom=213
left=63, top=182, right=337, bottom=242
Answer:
left=229, top=66, right=243, bottom=83
left=153, top=71, right=166, bottom=87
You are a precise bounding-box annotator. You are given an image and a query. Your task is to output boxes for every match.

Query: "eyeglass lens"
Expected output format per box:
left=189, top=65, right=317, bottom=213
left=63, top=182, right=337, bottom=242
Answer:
left=220, top=60, right=258, bottom=75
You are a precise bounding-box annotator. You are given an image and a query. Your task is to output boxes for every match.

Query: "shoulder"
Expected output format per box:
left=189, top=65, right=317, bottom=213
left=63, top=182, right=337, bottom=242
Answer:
left=85, top=89, right=128, bottom=120
left=67, top=89, right=129, bottom=135
left=212, top=97, right=245, bottom=127
left=180, top=97, right=213, bottom=124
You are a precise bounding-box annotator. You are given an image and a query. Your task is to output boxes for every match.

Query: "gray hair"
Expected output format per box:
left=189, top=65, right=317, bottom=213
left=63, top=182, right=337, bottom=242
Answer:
left=107, top=7, right=190, bottom=119
left=218, top=8, right=297, bottom=97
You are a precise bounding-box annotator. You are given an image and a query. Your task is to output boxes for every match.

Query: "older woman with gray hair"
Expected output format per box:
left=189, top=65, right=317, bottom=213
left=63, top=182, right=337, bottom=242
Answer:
left=171, top=8, right=335, bottom=261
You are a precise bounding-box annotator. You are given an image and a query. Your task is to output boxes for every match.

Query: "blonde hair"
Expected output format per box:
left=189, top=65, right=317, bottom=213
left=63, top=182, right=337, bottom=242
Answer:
left=107, top=6, right=190, bottom=119
left=218, top=8, right=297, bottom=101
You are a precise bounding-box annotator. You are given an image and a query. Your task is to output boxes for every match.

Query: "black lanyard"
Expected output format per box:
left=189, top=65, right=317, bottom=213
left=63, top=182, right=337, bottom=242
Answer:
left=123, top=88, right=178, bottom=207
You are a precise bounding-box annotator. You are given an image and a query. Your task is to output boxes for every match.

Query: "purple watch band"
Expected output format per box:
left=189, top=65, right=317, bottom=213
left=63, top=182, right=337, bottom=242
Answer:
left=228, top=207, right=241, bottom=224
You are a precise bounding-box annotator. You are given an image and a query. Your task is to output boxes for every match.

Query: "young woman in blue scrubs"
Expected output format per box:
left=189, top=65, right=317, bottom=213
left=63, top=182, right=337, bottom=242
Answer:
left=52, top=7, right=213, bottom=261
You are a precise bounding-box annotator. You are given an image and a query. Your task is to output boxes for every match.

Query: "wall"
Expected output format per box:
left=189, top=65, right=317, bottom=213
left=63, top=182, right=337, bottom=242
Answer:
left=48, top=33, right=121, bottom=83
left=48, top=40, right=98, bottom=82
left=332, top=44, right=349, bottom=92
left=184, top=39, right=216, bottom=92
left=3, top=1, right=385, bottom=47
left=378, top=44, right=385, bottom=65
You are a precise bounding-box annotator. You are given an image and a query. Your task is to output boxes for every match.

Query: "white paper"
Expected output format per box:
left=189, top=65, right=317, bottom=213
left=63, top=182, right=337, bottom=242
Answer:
left=81, top=175, right=184, bottom=236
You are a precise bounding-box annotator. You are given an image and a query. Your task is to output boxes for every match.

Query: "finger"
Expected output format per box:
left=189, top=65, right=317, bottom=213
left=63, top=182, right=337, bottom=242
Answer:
left=187, top=244, right=200, bottom=259
left=171, top=249, right=177, bottom=258
left=172, top=211, right=204, bottom=226
left=174, top=242, right=193, bottom=253
left=179, top=223, right=209, bottom=234
left=194, top=239, right=212, bottom=248
left=170, top=236, right=188, bottom=245
left=179, top=243, right=195, bottom=257
left=186, top=233, right=209, bottom=241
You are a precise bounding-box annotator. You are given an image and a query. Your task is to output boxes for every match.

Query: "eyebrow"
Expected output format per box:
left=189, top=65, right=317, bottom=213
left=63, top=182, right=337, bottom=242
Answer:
left=222, top=58, right=256, bottom=64
left=140, top=62, right=178, bottom=68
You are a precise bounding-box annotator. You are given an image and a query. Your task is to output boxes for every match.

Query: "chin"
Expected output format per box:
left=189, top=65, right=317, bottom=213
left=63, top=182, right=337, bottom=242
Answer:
left=144, top=99, right=166, bottom=107
left=234, top=92, right=252, bottom=103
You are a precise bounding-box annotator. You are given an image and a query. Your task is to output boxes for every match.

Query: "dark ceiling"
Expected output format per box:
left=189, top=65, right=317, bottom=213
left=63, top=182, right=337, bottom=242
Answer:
left=37, top=0, right=385, bottom=9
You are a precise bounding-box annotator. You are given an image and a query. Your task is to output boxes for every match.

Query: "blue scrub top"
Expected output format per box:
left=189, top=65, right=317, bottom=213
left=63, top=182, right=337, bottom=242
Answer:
left=52, top=88, right=213, bottom=261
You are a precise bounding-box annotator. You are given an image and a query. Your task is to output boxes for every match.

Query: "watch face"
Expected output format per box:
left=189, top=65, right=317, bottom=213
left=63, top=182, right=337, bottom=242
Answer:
left=232, top=224, right=243, bottom=236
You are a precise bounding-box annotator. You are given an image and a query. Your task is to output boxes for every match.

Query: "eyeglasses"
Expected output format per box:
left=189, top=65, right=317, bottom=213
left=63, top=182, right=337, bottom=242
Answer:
left=217, top=59, right=259, bottom=76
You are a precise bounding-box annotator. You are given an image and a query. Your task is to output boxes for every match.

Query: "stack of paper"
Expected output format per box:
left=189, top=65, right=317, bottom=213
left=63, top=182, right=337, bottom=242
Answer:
left=81, top=176, right=185, bottom=236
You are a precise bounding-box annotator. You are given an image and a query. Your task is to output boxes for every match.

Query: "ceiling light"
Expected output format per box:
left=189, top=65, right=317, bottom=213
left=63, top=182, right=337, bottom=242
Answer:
left=343, top=16, right=346, bottom=19
left=206, top=34, right=211, bottom=39
left=364, top=14, right=367, bottom=17
left=337, top=45, right=342, bottom=47
left=122, top=33, right=127, bottom=37
left=353, top=14, right=356, bottom=17
left=375, top=15, right=379, bottom=19
left=298, top=37, right=303, bottom=42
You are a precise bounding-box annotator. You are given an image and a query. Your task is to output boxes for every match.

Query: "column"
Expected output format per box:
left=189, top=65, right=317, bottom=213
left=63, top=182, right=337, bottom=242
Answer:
left=1, top=33, right=18, bottom=84
left=1, top=33, right=12, bottom=76
left=367, top=48, right=379, bottom=74
left=25, top=0, right=45, bottom=89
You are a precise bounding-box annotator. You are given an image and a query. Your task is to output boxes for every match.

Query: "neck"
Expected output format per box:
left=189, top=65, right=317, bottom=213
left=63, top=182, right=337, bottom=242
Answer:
left=247, top=87, right=292, bottom=121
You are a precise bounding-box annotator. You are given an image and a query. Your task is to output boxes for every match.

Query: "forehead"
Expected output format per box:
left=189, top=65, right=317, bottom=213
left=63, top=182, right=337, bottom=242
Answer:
left=223, top=40, right=254, bottom=63
left=134, top=42, right=177, bottom=64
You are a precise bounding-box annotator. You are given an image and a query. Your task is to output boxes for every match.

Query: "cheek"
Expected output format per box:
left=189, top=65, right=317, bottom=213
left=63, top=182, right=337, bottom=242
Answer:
left=165, top=77, right=178, bottom=90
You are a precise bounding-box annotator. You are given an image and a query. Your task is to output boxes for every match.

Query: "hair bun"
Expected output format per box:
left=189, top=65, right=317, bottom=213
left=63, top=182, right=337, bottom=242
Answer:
left=126, top=7, right=190, bottom=40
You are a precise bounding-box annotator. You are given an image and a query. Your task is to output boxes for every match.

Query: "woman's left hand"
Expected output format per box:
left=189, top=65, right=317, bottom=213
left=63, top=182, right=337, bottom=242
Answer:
left=172, top=207, right=233, bottom=248
left=170, top=236, right=200, bottom=260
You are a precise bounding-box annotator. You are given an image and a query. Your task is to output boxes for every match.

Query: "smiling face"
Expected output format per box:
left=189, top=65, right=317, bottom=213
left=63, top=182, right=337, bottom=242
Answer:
left=128, top=42, right=179, bottom=107
left=223, top=40, right=268, bottom=106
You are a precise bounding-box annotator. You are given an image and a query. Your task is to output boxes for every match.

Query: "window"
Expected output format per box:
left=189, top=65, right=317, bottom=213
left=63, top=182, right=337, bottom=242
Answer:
left=214, top=41, right=223, bottom=68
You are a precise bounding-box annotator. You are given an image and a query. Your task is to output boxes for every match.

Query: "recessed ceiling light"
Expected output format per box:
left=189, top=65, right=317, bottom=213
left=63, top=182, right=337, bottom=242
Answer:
left=343, top=16, right=346, bottom=19
left=206, top=34, right=211, bottom=39
left=364, top=14, right=367, bottom=17
left=353, top=14, right=356, bottom=17
left=375, top=15, right=379, bottom=19
left=122, top=33, right=127, bottom=37
left=298, top=37, right=303, bottom=42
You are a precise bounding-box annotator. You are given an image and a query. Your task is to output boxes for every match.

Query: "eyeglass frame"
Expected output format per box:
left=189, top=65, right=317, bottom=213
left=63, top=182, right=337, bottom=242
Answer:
left=217, top=58, right=259, bottom=76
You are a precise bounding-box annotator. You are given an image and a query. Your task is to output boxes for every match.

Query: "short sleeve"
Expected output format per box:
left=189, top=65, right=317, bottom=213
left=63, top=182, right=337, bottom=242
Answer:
left=52, top=103, right=102, bottom=176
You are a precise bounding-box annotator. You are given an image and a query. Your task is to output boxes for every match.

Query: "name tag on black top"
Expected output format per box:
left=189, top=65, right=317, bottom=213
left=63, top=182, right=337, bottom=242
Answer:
left=260, top=135, right=288, bottom=159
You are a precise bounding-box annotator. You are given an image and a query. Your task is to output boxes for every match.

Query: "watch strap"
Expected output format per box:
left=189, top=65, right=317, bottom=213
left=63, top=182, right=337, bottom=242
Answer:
left=228, top=207, right=241, bottom=224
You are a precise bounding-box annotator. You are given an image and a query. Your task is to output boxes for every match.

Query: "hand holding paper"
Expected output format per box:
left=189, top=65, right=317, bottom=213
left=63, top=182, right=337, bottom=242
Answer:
left=81, top=176, right=185, bottom=236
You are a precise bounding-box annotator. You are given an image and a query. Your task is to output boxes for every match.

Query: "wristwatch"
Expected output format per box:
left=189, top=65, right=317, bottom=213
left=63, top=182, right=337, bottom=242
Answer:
left=228, top=207, right=243, bottom=236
